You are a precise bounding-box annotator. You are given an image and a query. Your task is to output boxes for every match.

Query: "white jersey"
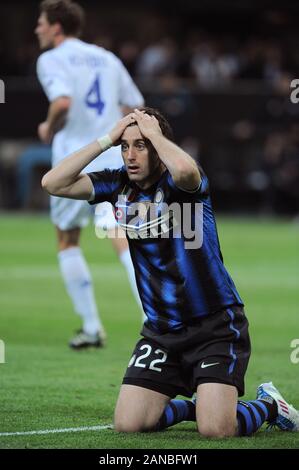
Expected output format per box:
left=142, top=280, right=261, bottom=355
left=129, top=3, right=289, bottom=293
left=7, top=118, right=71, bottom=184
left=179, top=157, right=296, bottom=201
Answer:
left=37, top=38, right=144, bottom=172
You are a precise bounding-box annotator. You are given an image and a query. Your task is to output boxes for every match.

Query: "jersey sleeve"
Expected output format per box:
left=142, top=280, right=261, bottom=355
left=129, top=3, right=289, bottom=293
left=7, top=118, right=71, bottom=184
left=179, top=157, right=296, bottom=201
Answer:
left=87, top=168, right=123, bottom=204
left=36, top=53, right=73, bottom=102
left=165, top=168, right=209, bottom=201
left=116, top=58, right=144, bottom=108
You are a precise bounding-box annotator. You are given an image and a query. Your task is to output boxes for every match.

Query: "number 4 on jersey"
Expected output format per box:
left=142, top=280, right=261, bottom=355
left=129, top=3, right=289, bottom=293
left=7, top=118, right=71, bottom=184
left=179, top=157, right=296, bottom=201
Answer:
left=85, top=75, right=105, bottom=115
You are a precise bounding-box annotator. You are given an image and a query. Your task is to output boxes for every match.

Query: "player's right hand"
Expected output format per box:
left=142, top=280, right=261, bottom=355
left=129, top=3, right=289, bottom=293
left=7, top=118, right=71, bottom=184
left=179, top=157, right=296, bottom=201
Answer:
left=109, top=113, right=136, bottom=146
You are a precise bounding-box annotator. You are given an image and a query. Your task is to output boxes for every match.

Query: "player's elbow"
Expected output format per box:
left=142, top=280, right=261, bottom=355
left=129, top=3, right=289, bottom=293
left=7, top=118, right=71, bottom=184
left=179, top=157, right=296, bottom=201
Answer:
left=41, top=172, right=54, bottom=194
left=41, top=171, right=61, bottom=196
left=173, top=165, right=201, bottom=191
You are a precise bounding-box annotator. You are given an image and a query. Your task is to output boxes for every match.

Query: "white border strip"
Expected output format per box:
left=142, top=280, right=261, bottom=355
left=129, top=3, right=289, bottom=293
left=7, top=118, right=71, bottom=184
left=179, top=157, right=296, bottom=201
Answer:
left=0, top=424, right=113, bottom=437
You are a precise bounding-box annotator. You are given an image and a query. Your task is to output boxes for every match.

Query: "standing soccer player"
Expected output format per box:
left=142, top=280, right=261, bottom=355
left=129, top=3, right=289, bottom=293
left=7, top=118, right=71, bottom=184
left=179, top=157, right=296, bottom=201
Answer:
left=35, top=0, right=144, bottom=349
left=42, top=107, right=299, bottom=436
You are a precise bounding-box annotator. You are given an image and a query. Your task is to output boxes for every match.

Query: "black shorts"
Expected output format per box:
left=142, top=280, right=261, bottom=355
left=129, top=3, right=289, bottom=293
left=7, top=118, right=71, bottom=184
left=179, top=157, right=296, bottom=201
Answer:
left=122, top=305, right=251, bottom=398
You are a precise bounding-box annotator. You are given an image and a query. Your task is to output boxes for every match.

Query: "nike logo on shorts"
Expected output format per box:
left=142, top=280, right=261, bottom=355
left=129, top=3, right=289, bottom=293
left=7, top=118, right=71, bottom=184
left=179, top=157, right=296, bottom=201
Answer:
left=200, top=361, right=220, bottom=369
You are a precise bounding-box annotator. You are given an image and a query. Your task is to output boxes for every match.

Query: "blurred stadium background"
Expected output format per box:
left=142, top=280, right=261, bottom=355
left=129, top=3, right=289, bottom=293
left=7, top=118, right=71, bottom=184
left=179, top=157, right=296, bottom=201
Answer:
left=1, top=0, right=299, bottom=213
left=0, top=0, right=298, bottom=450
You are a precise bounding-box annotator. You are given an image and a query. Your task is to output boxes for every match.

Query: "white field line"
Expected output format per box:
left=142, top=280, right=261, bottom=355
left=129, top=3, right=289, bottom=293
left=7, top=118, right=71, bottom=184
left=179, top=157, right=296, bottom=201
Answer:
left=0, top=424, right=113, bottom=437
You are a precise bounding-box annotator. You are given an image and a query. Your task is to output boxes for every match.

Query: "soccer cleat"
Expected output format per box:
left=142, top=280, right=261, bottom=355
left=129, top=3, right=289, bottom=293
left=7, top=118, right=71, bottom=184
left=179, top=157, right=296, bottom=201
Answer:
left=257, top=381, right=299, bottom=431
left=69, top=329, right=106, bottom=350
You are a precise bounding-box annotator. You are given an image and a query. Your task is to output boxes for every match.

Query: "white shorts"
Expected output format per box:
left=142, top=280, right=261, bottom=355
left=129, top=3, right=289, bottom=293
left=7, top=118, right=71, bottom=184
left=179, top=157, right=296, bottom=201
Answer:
left=50, top=196, right=117, bottom=232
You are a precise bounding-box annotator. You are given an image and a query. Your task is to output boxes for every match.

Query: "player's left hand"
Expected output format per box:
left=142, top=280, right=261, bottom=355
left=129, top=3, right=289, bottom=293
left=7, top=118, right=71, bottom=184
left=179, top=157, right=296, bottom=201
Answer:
left=132, top=108, right=162, bottom=140
left=38, top=122, right=53, bottom=144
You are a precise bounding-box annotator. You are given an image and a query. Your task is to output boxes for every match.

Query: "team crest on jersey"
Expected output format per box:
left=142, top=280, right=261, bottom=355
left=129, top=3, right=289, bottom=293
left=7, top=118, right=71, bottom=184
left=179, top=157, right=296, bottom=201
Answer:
left=154, top=189, right=164, bottom=204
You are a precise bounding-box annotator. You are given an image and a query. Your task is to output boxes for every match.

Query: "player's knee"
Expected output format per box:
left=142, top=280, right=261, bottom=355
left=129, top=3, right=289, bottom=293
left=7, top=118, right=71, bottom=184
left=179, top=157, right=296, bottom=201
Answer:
left=198, top=419, right=237, bottom=438
left=57, top=236, right=80, bottom=251
left=56, top=228, right=80, bottom=251
left=114, top=409, right=158, bottom=433
left=114, top=417, right=153, bottom=433
left=114, top=420, right=142, bottom=433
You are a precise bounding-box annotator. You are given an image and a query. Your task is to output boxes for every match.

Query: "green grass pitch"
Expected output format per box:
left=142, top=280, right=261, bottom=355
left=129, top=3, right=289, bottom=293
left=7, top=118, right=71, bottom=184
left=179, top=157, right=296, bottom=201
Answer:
left=0, top=214, right=298, bottom=449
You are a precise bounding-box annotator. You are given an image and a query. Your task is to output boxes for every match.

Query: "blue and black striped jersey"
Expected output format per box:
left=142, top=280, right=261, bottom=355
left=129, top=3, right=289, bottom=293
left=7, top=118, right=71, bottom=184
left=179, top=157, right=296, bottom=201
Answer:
left=88, top=167, right=243, bottom=333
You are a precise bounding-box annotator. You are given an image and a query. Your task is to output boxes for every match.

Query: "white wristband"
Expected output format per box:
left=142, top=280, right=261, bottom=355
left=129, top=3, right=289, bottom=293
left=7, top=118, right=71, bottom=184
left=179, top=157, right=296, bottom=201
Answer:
left=97, top=134, right=113, bottom=151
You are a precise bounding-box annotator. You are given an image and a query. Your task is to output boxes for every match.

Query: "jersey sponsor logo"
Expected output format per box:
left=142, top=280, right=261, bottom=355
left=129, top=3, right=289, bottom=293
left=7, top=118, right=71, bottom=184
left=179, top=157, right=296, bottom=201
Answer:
left=115, top=196, right=178, bottom=239
left=123, top=210, right=179, bottom=240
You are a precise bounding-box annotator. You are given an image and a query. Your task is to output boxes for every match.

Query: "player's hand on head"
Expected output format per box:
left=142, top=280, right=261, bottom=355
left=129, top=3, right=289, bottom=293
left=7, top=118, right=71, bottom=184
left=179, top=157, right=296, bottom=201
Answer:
left=109, top=113, right=136, bottom=146
left=132, top=108, right=162, bottom=140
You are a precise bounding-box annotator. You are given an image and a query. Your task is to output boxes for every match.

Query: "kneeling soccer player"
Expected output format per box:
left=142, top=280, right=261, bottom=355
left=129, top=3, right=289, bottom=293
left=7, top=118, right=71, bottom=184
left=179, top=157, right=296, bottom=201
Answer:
left=42, top=107, right=299, bottom=437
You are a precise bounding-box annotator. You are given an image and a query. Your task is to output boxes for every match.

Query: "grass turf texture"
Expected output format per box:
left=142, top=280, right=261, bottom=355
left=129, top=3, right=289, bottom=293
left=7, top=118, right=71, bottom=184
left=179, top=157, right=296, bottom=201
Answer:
left=0, top=214, right=298, bottom=449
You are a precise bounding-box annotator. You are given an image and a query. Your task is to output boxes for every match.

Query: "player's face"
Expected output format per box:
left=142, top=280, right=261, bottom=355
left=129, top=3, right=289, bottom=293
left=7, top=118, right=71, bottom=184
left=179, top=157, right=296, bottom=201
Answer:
left=121, top=125, right=162, bottom=189
left=35, top=13, right=57, bottom=50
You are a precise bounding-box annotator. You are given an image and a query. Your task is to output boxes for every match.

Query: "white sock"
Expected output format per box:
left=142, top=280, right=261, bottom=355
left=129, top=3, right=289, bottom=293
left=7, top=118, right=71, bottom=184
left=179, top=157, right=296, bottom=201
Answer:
left=58, top=247, right=103, bottom=335
left=119, top=249, right=146, bottom=321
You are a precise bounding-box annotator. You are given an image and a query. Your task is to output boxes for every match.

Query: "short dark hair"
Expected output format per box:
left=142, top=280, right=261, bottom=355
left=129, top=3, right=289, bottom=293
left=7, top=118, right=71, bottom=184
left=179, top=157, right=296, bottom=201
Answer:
left=124, top=107, right=175, bottom=163
left=40, top=0, right=85, bottom=37
left=136, top=107, right=174, bottom=141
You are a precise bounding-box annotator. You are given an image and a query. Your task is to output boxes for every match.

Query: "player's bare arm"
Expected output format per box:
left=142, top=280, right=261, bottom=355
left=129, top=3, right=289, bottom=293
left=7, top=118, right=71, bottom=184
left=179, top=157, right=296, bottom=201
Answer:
left=38, top=96, right=71, bottom=144
left=133, top=108, right=201, bottom=191
left=42, top=113, right=135, bottom=199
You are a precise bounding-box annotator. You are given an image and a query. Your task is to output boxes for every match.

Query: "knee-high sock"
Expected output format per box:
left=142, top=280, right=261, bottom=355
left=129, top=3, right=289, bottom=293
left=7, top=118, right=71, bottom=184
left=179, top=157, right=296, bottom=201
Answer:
left=155, top=398, right=277, bottom=434
left=237, top=399, right=278, bottom=436
left=119, top=249, right=145, bottom=321
left=58, top=247, right=103, bottom=335
left=155, top=399, right=196, bottom=431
